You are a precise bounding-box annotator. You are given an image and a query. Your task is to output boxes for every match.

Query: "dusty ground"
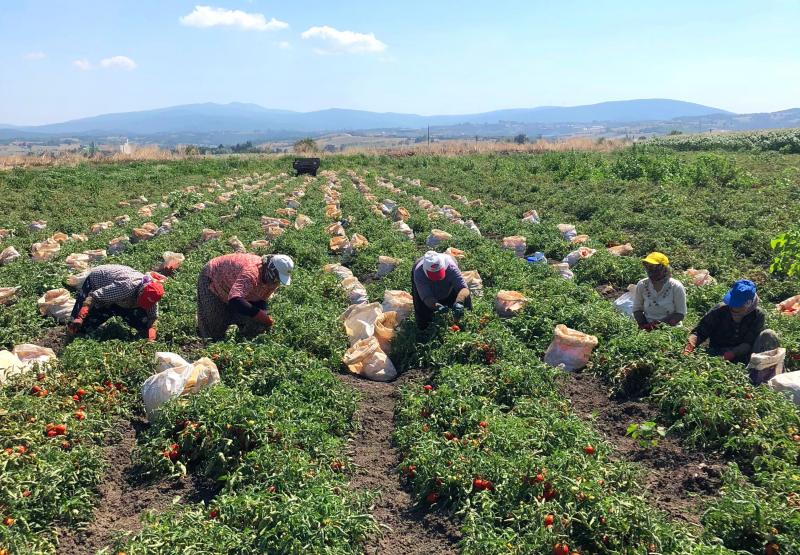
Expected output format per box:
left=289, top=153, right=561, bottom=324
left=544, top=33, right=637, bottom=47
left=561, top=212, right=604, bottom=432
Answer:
left=559, top=371, right=723, bottom=526
left=339, top=370, right=461, bottom=555
left=57, top=417, right=219, bottom=555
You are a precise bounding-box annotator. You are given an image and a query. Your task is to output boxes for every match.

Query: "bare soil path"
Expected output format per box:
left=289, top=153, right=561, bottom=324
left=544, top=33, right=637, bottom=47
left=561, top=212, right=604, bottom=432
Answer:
left=57, top=417, right=220, bottom=555
left=559, top=371, right=723, bottom=526
left=338, top=370, right=461, bottom=555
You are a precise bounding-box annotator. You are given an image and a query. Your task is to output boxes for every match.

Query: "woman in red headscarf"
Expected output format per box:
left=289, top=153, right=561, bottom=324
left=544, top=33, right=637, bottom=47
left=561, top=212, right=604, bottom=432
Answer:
left=67, top=264, right=165, bottom=341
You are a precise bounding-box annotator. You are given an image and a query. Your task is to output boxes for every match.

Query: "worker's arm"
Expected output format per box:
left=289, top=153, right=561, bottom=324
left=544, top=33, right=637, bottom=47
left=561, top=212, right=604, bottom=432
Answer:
left=228, top=297, right=261, bottom=317
left=455, top=287, right=470, bottom=304
left=631, top=282, right=648, bottom=326
left=683, top=333, right=699, bottom=354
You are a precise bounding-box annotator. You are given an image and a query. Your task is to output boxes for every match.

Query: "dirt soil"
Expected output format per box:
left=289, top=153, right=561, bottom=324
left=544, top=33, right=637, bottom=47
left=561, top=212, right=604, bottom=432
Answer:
left=339, top=370, right=461, bottom=555
left=559, top=371, right=723, bottom=526
left=37, top=325, right=69, bottom=356
left=57, top=417, right=220, bottom=555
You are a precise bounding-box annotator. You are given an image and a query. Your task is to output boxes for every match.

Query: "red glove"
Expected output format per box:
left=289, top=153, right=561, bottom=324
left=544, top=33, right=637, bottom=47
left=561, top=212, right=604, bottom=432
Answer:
left=639, top=322, right=658, bottom=331
left=723, top=351, right=735, bottom=361
left=146, top=327, right=157, bottom=342
left=77, top=305, right=90, bottom=320
left=253, top=310, right=273, bottom=327
left=67, top=321, right=81, bottom=335
left=682, top=342, right=695, bottom=355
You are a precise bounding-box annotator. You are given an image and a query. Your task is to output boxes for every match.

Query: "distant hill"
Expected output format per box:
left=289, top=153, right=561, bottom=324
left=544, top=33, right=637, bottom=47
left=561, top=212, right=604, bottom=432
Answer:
left=6, top=99, right=729, bottom=137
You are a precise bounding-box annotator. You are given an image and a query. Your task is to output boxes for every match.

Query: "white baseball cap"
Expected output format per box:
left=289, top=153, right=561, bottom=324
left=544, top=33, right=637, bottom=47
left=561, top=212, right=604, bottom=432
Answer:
left=267, top=254, right=294, bottom=285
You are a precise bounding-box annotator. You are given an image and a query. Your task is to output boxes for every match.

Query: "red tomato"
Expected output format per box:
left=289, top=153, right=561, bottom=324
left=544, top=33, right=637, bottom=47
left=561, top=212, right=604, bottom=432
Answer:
left=583, top=445, right=596, bottom=455
left=22, top=490, right=31, bottom=498
left=478, top=421, right=488, bottom=428
left=544, top=514, right=554, bottom=526
left=76, top=388, right=87, bottom=397
left=553, top=544, right=569, bottom=555
left=30, top=385, right=41, bottom=394
left=473, top=478, right=493, bottom=491
left=449, top=325, right=461, bottom=332
left=426, top=491, right=439, bottom=504
left=423, top=384, right=433, bottom=391
left=678, top=406, right=687, bottom=417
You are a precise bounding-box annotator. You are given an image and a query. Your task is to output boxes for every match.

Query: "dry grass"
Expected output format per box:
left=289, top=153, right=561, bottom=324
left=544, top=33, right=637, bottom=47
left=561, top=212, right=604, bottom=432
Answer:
left=0, top=136, right=628, bottom=169
left=0, top=146, right=184, bottom=170
left=344, top=137, right=629, bottom=156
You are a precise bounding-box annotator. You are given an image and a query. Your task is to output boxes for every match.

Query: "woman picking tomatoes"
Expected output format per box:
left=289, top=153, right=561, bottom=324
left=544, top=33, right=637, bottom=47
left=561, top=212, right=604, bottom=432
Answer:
left=67, top=264, right=165, bottom=341
left=411, top=250, right=471, bottom=333
left=683, top=279, right=780, bottom=379
left=632, top=252, right=687, bottom=330
left=196, top=253, right=294, bottom=339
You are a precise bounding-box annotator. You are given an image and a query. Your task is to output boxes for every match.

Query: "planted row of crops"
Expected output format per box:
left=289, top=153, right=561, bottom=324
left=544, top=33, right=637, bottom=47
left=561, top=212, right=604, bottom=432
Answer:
left=346, top=168, right=799, bottom=554
left=647, top=129, right=800, bottom=154
left=1, top=168, right=387, bottom=553
left=2, top=151, right=799, bottom=554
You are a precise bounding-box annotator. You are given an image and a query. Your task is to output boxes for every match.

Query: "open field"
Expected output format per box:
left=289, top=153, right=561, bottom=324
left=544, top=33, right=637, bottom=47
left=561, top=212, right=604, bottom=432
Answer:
left=1, top=149, right=799, bottom=555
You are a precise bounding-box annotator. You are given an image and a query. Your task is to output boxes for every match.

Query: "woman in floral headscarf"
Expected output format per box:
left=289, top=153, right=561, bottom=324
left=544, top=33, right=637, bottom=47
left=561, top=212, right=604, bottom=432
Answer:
left=632, top=252, right=687, bottom=330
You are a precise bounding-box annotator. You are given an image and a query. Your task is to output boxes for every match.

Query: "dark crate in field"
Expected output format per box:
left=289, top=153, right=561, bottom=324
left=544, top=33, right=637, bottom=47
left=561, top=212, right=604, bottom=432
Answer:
left=293, top=157, right=321, bottom=176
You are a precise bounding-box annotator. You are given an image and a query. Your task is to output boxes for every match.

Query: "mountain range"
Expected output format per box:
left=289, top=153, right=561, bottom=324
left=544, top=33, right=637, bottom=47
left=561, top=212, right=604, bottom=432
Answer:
left=1, top=99, right=797, bottom=145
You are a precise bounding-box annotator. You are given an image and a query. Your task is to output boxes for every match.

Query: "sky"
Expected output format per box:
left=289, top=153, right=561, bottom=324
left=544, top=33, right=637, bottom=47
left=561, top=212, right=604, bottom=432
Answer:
left=1, top=0, right=799, bottom=125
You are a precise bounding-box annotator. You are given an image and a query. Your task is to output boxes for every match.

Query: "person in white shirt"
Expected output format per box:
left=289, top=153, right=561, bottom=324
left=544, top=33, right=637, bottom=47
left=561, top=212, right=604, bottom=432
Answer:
left=632, top=252, right=687, bottom=330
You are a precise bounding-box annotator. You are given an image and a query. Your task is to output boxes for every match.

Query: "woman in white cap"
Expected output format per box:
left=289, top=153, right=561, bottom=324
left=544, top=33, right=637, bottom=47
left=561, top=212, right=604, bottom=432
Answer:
left=411, top=250, right=471, bottom=331
left=197, top=253, right=294, bottom=339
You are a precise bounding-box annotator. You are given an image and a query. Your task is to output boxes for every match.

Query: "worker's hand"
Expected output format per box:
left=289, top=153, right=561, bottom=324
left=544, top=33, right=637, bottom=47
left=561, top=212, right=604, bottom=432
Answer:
left=639, top=322, right=658, bottom=331
left=254, top=310, right=274, bottom=327
left=681, top=343, right=695, bottom=356
left=67, top=319, right=83, bottom=335
left=722, top=351, right=735, bottom=362
left=146, top=327, right=157, bottom=342
left=77, top=305, right=90, bottom=320
left=452, top=303, right=465, bottom=319
left=435, top=303, right=448, bottom=314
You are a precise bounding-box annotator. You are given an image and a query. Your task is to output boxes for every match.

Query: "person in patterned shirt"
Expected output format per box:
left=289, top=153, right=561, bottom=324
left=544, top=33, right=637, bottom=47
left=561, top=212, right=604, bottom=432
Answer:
left=197, top=253, right=294, bottom=339
left=67, top=264, right=165, bottom=341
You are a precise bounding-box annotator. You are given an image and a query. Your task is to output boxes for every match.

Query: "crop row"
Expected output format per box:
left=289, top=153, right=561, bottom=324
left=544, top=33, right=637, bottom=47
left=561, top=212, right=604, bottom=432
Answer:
left=340, top=169, right=799, bottom=554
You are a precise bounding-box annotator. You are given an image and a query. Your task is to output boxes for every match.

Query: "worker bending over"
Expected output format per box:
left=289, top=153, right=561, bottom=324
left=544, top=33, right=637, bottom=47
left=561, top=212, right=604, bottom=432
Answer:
left=411, top=250, right=471, bottom=331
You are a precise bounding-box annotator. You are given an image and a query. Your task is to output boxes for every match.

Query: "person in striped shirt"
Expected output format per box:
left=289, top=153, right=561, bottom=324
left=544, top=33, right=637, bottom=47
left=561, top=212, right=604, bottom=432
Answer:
left=67, top=264, right=165, bottom=341
left=197, top=253, right=294, bottom=339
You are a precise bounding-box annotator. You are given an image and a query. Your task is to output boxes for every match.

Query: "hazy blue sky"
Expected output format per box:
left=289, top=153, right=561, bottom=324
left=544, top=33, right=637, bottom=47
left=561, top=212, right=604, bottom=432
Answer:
left=2, top=0, right=799, bottom=125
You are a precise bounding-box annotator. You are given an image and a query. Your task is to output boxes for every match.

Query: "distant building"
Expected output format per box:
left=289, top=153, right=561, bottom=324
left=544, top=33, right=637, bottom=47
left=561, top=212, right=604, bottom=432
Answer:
left=120, top=139, right=134, bottom=154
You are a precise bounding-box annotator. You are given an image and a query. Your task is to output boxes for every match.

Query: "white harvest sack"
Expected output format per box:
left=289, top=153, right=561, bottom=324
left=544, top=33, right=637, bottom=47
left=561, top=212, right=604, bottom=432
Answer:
left=462, top=270, right=484, bottom=297
left=613, top=284, right=638, bottom=317
left=376, top=256, right=402, bottom=278
left=768, top=371, right=800, bottom=405
left=342, top=336, right=397, bottom=382
left=426, top=229, right=451, bottom=247
left=502, top=236, right=527, bottom=258
left=563, top=247, right=597, bottom=268
left=382, top=290, right=413, bottom=323
left=0, top=246, right=20, bottom=266
left=495, top=290, right=527, bottom=317
left=37, top=288, right=75, bottom=323
left=544, top=325, right=599, bottom=371
left=66, top=271, right=90, bottom=289
left=141, top=353, right=221, bottom=419
left=0, top=287, right=21, bottom=305
left=340, top=303, right=383, bottom=346
left=747, top=348, right=786, bottom=385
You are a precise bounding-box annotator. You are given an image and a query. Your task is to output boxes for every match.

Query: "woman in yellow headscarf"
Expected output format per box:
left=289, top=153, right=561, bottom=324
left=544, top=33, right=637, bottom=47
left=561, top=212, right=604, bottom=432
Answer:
left=632, top=252, right=687, bottom=330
